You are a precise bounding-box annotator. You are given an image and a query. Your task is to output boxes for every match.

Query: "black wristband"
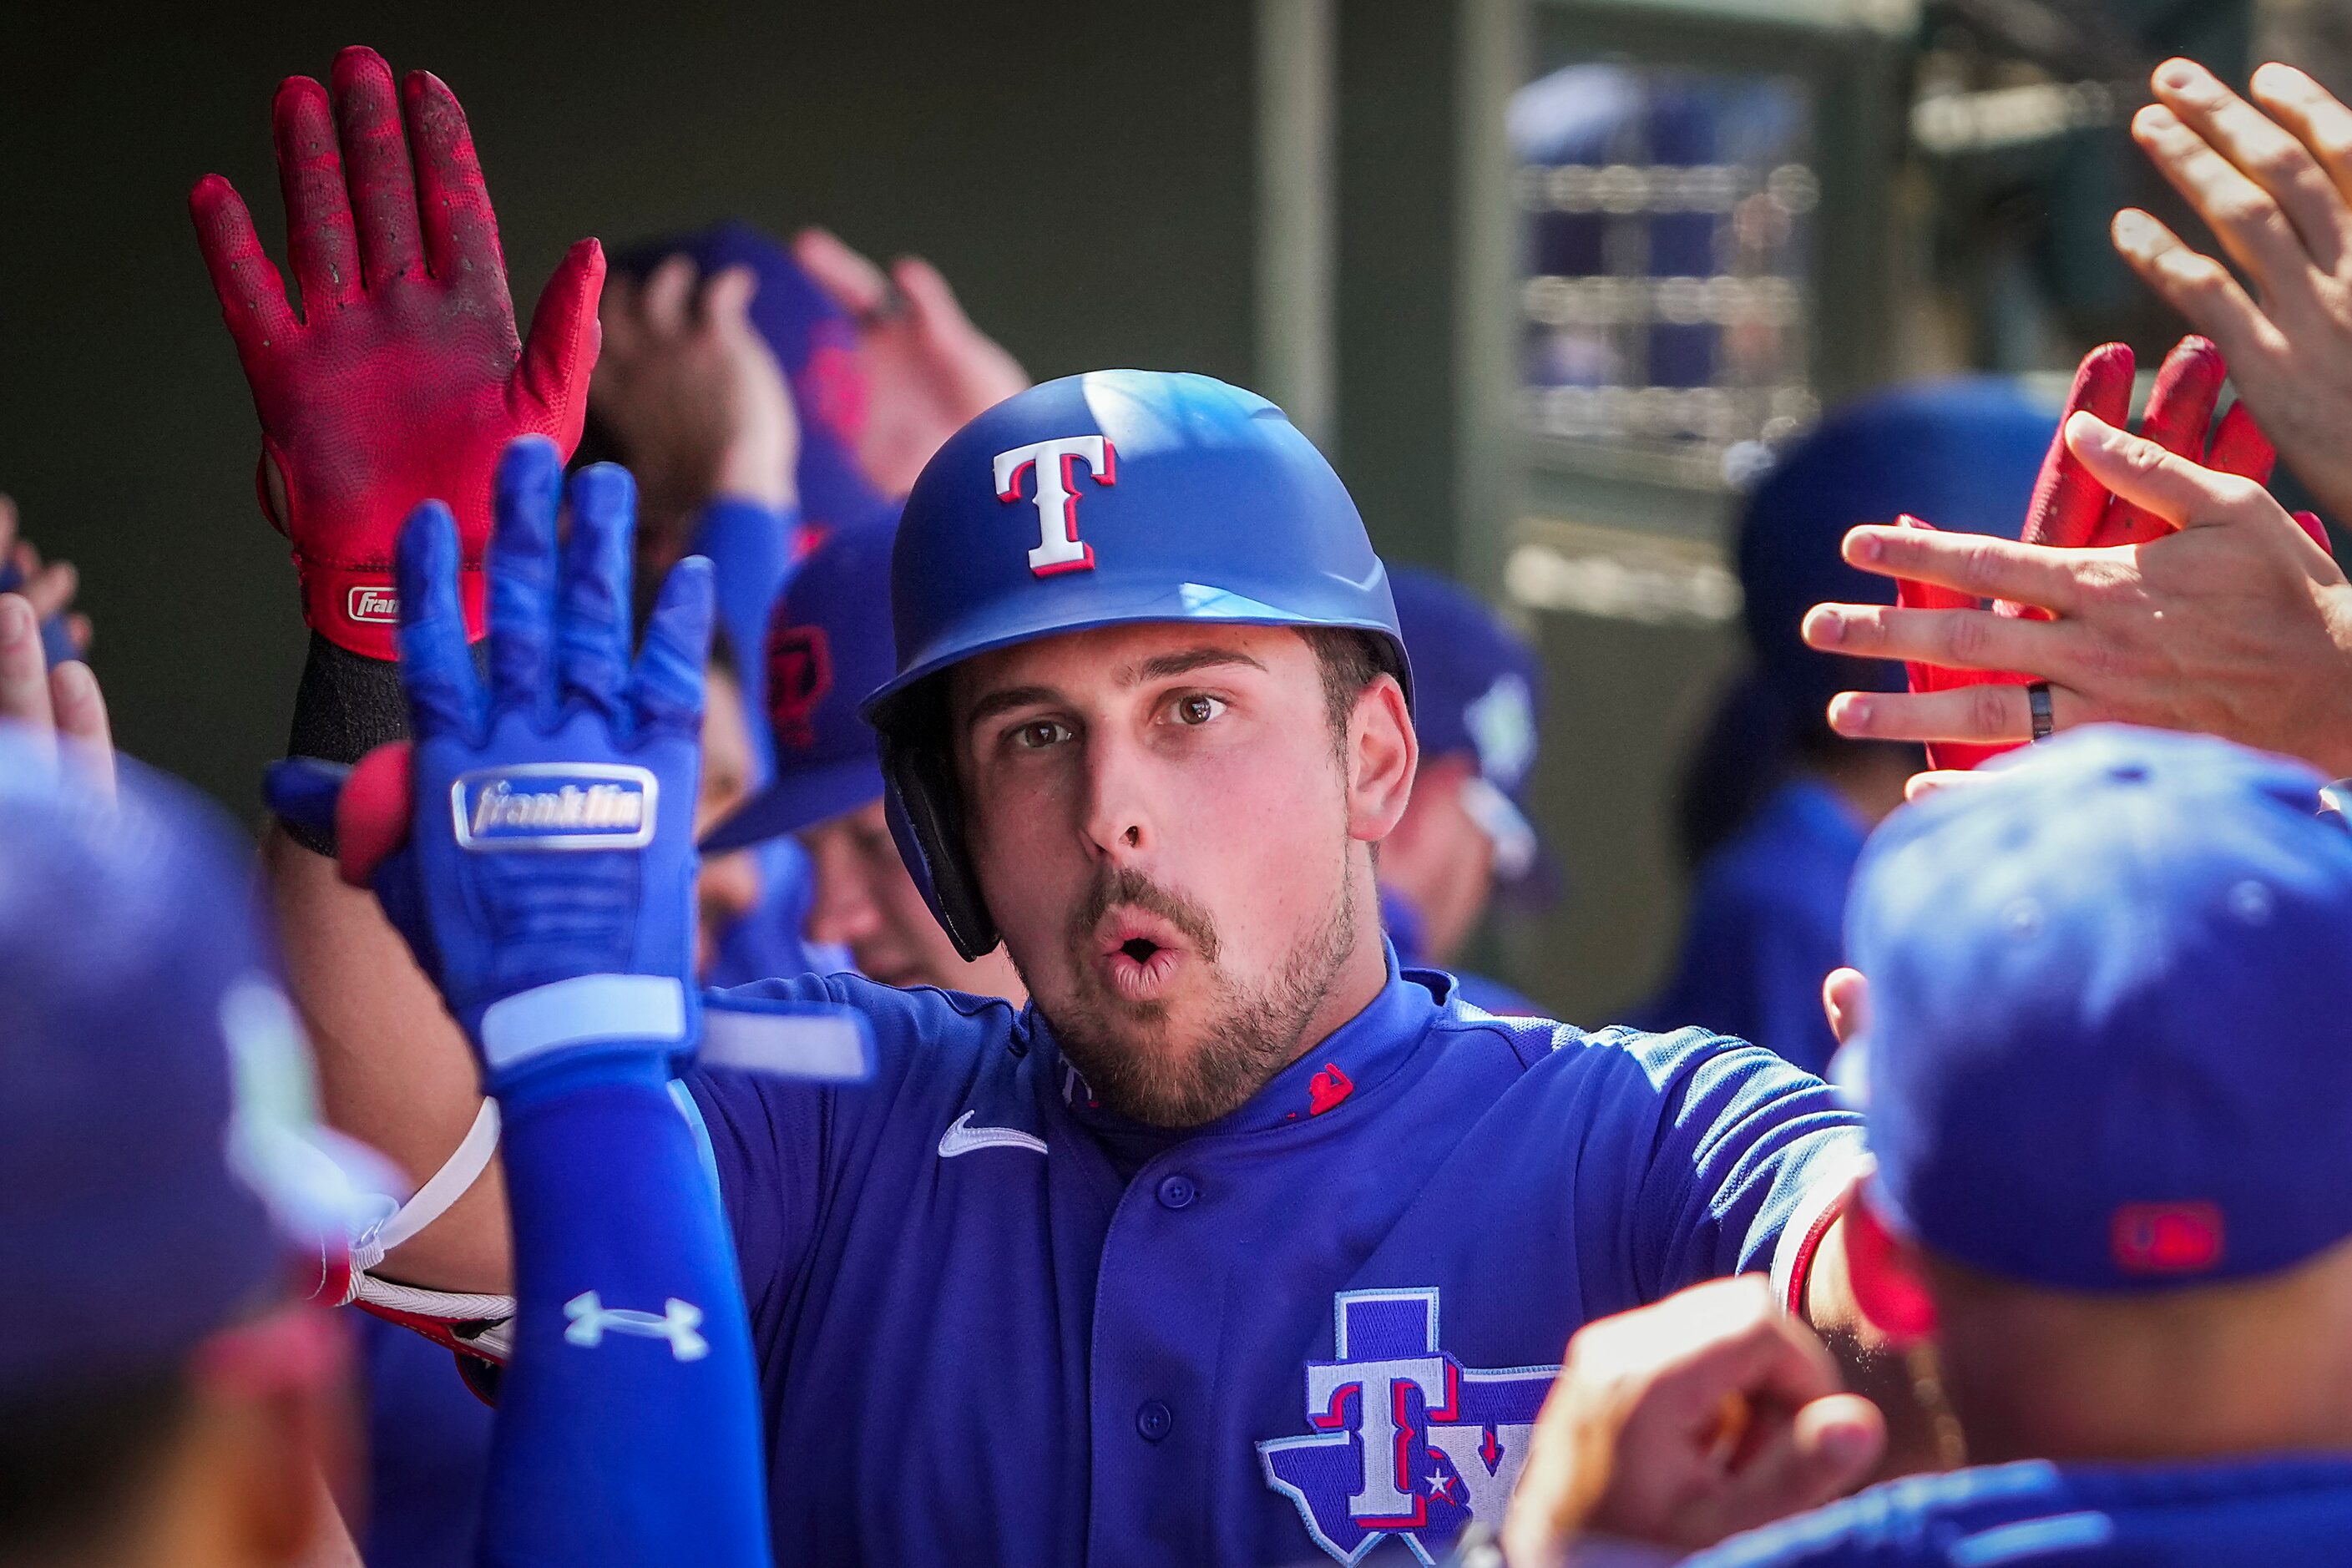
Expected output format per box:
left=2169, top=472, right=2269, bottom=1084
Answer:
left=281, top=634, right=412, bottom=856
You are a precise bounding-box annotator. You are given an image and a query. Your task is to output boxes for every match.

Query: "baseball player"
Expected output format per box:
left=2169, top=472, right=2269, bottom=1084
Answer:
left=703, top=513, right=1027, bottom=998
left=1636, top=380, right=2053, bottom=1073
left=1509, top=725, right=2352, bottom=1564
left=198, top=49, right=1891, bottom=1566
left=1376, top=567, right=1550, bottom=1017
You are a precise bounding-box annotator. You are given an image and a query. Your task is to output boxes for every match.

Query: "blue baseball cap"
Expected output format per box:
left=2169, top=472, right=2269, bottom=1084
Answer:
left=1388, top=567, right=1553, bottom=898
left=702, top=516, right=897, bottom=852
left=1737, top=378, right=2054, bottom=736
left=1846, top=726, right=2352, bottom=1292
left=615, top=221, right=898, bottom=532
left=0, top=732, right=392, bottom=1396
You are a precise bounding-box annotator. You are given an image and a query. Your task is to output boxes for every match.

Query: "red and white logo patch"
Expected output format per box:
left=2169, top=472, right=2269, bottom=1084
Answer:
left=994, top=436, right=1115, bottom=576
left=346, top=585, right=399, bottom=623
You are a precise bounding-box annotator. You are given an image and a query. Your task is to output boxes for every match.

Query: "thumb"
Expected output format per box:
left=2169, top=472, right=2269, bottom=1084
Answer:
left=518, top=238, right=607, bottom=448
left=1712, top=1393, right=1884, bottom=1537
left=334, top=741, right=416, bottom=888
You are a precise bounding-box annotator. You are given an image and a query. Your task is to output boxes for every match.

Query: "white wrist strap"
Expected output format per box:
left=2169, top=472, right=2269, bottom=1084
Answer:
left=380, top=1099, right=503, bottom=1254
left=479, top=974, right=687, bottom=1072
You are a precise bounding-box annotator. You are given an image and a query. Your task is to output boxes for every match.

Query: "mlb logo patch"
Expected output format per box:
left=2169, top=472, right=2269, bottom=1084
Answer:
left=451, top=764, right=658, bottom=851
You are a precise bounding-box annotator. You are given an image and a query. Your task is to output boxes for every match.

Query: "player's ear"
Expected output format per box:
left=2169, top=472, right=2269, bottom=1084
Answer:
left=1843, top=1200, right=1939, bottom=1348
left=1345, top=672, right=1415, bottom=845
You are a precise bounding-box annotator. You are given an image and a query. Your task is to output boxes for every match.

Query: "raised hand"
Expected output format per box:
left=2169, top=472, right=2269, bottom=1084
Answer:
left=0, top=591, right=113, bottom=801
left=1803, top=408, right=2352, bottom=776
left=1879, top=337, right=2294, bottom=771
left=2114, top=58, right=2352, bottom=527
left=269, top=437, right=711, bottom=1084
left=191, top=46, right=604, bottom=660
left=0, top=493, right=93, bottom=663
left=792, top=227, right=1028, bottom=495
left=591, top=255, right=798, bottom=552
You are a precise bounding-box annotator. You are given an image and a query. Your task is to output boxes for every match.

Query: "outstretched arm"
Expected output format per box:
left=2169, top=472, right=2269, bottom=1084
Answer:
left=190, top=47, right=604, bottom=1290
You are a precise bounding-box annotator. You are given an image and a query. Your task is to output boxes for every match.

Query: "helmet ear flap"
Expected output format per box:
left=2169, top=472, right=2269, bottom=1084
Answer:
left=879, top=734, right=1000, bottom=960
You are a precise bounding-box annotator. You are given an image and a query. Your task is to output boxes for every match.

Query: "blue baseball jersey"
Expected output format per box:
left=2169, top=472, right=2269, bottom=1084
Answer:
left=1634, top=778, right=1867, bottom=1077
left=1690, top=1454, right=2352, bottom=1565
left=684, top=948, right=1860, bottom=1565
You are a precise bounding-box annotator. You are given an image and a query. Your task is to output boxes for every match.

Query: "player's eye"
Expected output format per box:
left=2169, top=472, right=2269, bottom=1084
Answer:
left=1012, top=719, right=1073, bottom=751
left=1171, top=694, right=1226, bottom=726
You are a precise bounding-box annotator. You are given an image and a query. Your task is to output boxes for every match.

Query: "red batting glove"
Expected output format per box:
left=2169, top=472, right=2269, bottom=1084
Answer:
left=1900, top=336, right=2296, bottom=769
left=190, top=47, right=603, bottom=660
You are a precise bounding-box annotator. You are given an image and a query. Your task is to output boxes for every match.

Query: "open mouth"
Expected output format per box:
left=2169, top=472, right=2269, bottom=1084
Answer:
left=1095, top=910, right=1187, bottom=1001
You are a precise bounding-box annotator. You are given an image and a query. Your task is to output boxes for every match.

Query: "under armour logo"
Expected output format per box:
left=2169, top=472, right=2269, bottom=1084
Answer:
left=994, top=435, right=1116, bottom=576
left=563, top=1291, right=710, bottom=1362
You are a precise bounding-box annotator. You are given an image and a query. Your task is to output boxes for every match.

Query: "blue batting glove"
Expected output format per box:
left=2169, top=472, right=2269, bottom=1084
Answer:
left=369, top=436, right=713, bottom=1091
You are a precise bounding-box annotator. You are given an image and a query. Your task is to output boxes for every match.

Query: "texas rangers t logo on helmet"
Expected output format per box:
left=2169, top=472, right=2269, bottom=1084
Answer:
left=994, top=435, right=1116, bottom=576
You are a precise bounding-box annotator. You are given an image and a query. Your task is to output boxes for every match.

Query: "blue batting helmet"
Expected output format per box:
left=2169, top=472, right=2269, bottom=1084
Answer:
left=861, top=369, right=1409, bottom=958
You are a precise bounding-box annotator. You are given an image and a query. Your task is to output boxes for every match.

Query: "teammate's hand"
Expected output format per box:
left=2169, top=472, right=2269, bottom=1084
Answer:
left=268, top=437, right=712, bottom=1089
left=0, top=591, right=114, bottom=801
left=2114, top=58, right=2352, bottom=526
left=1884, top=337, right=2279, bottom=771
left=591, top=255, right=798, bottom=551
left=792, top=227, right=1028, bottom=494
left=0, top=494, right=93, bottom=662
left=191, top=46, right=604, bottom=660
left=1499, top=1277, right=1884, bottom=1565
left=1803, top=409, right=2352, bottom=775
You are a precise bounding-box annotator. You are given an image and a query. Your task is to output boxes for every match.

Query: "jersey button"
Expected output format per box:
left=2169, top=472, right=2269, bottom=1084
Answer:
left=1156, top=1173, right=1198, bottom=1211
left=1136, top=1399, right=1174, bottom=1443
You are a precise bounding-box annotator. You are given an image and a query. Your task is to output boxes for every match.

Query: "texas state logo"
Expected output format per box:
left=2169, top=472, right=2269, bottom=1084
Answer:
left=1258, top=1289, right=1556, bottom=1565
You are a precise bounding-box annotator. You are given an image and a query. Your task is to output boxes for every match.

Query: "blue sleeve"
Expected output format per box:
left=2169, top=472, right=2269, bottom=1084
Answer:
left=681, top=975, right=842, bottom=1330
left=690, top=494, right=799, bottom=766
left=477, top=1055, right=768, bottom=1568
left=1599, top=1027, right=1862, bottom=1296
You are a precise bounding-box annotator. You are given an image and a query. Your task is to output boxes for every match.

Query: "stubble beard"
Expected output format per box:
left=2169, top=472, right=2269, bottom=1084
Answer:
left=1022, top=855, right=1360, bottom=1129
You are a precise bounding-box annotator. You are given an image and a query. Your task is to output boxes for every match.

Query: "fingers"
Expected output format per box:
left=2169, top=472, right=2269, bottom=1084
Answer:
left=402, top=69, right=504, bottom=291
left=2064, top=409, right=2275, bottom=534
left=2147, top=58, right=2350, bottom=274
left=1902, top=770, right=1985, bottom=803
left=487, top=438, right=562, bottom=711
left=13, top=551, right=77, bottom=622
left=271, top=76, right=361, bottom=316
left=2248, top=61, right=2352, bottom=209
left=0, top=597, right=56, bottom=760
left=792, top=226, right=893, bottom=317
left=1712, top=1394, right=1884, bottom=1535
left=0, top=495, right=15, bottom=559
left=642, top=255, right=696, bottom=336
left=518, top=239, right=606, bottom=433
left=630, top=556, right=715, bottom=733
left=2134, top=93, right=2328, bottom=291
left=2111, top=208, right=2284, bottom=377
left=1821, top=968, right=1869, bottom=1050
left=2207, top=398, right=2279, bottom=485
left=190, top=174, right=301, bottom=356
left=2019, top=342, right=2133, bottom=552
left=2095, top=336, right=2226, bottom=548
left=396, top=503, right=483, bottom=737
left=47, top=660, right=116, bottom=802
left=1839, top=521, right=2092, bottom=622
left=703, top=263, right=760, bottom=331
left=556, top=464, right=636, bottom=715
left=1803, top=597, right=2077, bottom=679
left=330, top=47, right=423, bottom=289
left=1827, top=680, right=2091, bottom=747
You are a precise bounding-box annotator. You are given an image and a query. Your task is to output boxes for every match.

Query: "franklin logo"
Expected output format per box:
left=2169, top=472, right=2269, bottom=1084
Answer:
left=1259, top=1289, right=1555, bottom=1565
left=346, top=585, right=399, bottom=623
left=450, top=765, right=658, bottom=851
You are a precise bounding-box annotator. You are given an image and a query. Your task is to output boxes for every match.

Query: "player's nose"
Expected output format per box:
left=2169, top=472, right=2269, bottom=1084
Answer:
left=1079, top=730, right=1156, bottom=862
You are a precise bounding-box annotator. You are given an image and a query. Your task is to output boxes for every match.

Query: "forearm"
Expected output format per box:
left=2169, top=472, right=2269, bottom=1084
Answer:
left=264, top=825, right=513, bottom=1292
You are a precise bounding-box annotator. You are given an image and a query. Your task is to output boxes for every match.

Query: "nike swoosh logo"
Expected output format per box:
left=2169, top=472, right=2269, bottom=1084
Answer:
left=938, top=1110, right=1047, bottom=1159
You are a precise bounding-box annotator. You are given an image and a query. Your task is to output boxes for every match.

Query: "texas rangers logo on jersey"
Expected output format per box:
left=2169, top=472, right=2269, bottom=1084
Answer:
left=1259, top=1289, right=1555, bottom=1565
left=994, top=434, right=1115, bottom=576
left=450, top=764, right=657, bottom=851
left=766, top=622, right=833, bottom=752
